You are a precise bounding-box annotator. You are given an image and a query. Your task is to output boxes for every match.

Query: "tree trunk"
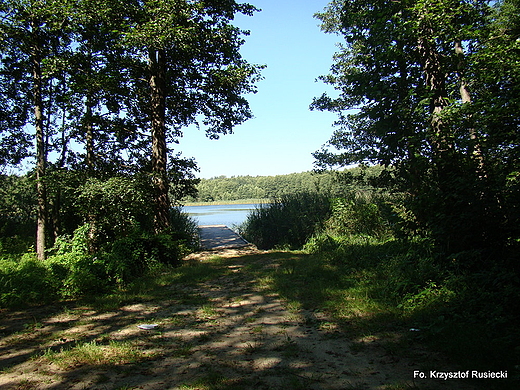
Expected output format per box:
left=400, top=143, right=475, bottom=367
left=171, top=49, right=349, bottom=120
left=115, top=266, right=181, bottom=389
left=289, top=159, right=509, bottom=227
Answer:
left=84, top=98, right=98, bottom=252
left=454, top=40, right=485, bottom=175
left=84, top=41, right=95, bottom=172
left=32, top=19, right=47, bottom=260
left=417, top=33, right=451, bottom=159
left=49, top=190, right=60, bottom=242
left=149, top=48, right=170, bottom=233
left=85, top=97, right=95, bottom=171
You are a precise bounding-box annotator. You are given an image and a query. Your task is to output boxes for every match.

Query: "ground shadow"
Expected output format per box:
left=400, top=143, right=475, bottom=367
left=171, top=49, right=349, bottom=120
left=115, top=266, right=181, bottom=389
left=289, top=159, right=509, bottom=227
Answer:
left=1, top=250, right=507, bottom=389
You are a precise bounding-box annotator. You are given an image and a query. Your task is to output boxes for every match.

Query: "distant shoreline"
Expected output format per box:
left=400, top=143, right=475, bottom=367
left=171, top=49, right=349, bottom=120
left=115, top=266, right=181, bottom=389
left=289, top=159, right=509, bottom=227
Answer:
left=181, top=199, right=270, bottom=207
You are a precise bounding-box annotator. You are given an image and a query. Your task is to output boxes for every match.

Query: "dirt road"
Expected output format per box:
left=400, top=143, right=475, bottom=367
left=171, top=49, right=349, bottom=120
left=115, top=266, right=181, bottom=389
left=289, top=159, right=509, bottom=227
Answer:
left=0, top=249, right=476, bottom=389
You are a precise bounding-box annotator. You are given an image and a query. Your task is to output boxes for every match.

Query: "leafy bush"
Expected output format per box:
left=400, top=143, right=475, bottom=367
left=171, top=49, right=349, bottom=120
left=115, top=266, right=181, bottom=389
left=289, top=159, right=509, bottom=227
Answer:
left=105, top=232, right=184, bottom=284
left=0, top=245, right=96, bottom=308
left=49, top=214, right=198, bottom=290
left=46, top=253, right=110, bottom=298
left=170, top=207, right=199, bottom=249
left=45, top=224, right=111, bottom=297
left=0, top=253, right=56, bottom=308
left=240, top=192, right=331, bottom=249
left=107, top=208, right=199, bottom=281
left=75, top=175, right=154, bottom=249
left=0, top=204, right=198, bottom=307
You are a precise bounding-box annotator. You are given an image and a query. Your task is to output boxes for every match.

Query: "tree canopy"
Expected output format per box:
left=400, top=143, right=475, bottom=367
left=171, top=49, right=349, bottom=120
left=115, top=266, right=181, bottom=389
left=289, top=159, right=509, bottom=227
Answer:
left=313, top=0, right=520, bottom=258
left=0, top=0, right=263, bottom=258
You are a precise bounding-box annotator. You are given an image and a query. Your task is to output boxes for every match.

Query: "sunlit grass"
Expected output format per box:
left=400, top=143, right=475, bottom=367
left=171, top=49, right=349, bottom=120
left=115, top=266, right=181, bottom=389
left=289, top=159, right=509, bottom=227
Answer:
left=41, top=340, right=150, bottom=369
left=254, top=251, right=402, bottom=338
left=88, top=260, right=227, bottom=311
left=197, top=304, right=219, bottom=320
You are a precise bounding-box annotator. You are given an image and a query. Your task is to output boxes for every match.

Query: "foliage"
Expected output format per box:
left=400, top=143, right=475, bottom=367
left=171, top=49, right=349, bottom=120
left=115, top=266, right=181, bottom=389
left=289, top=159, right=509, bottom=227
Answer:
left=0, top=173, right=35, bottom=253
left=75, top=175, right=155, bottom=244
left=275, top=239, right=520, bottom=374
left=313, top=0, right=520, bottom=260
left=0, top=253, right=56, bottom=308
left=45, top=224, right=110, bottom=298
left=169, top=206, right=200, bottom=249
left=0, top=207, right=198, bottom=307
left=323, top=192, right=394, bottom=239
left=240, top=192, right=332, bottom=249
left=184, top=166, right=386, bottom=202
left=105, top=229, right=194, bottom=285
left=237, top=167, right=403, bottom=250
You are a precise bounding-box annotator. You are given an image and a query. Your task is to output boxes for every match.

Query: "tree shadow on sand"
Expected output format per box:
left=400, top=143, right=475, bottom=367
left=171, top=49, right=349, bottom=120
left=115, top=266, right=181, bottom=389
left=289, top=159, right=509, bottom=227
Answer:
left=0, top=250, right=502, bottom=389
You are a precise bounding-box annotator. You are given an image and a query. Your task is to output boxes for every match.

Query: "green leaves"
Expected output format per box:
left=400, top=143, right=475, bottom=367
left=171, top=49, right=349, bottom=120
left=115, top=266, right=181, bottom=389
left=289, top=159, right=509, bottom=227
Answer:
left=76, top=175, right=154, bottom=238
left=315, top=0, right=520, bottom=256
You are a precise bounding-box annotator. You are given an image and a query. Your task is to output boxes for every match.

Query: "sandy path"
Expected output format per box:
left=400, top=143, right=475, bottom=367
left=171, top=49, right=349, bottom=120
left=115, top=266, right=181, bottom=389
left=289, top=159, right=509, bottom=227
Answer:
left=0, top=249, right=474, bottom=389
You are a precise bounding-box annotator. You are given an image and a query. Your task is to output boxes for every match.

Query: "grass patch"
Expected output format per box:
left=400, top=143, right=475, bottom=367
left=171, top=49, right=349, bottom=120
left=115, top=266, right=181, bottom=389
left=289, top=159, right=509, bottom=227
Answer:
left=87, top=260, right=224, bottom=311
left=178, top=370, right=237, bottom=390
left=41, top=340, right=148, bottom=369
left=171, top=343, right=194, bottom=358
left=197, top=304, right=220, bottom=320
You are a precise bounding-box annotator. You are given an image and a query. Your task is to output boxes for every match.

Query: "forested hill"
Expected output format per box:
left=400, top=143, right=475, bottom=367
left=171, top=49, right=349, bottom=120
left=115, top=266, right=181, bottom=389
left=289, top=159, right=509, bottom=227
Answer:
left=183, top=166, right=384, bottom=202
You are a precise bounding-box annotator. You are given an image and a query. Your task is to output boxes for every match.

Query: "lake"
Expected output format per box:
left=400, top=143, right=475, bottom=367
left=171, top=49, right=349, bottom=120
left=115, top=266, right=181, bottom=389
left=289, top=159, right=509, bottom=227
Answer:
left=182, top=204, right=260, bottom=228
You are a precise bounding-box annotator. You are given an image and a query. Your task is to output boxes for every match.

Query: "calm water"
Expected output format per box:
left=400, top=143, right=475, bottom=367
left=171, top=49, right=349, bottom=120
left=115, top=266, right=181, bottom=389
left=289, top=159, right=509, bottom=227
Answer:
left=182, top=204, right=260, bottom=228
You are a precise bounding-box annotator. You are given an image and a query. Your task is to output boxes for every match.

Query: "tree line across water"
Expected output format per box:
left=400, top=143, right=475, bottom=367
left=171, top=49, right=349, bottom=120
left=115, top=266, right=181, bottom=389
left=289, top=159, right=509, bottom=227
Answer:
left=182, top=166, right=383, bottom=203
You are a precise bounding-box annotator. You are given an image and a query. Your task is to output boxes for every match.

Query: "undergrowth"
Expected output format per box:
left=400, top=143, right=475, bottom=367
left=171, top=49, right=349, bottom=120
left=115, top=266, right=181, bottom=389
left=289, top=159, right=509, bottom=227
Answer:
left=0, top=209, right=198, bottom=309
left=241, top=189, right=520, bottom=387
left=248, top=244, right=517, bottom=388
left=301, top=237, right=519, bottom=385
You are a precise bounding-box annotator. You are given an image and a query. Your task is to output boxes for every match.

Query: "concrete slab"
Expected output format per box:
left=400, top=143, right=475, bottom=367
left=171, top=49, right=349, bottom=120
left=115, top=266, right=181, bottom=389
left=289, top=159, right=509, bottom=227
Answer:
left=198, top=225, right=250, bottom=250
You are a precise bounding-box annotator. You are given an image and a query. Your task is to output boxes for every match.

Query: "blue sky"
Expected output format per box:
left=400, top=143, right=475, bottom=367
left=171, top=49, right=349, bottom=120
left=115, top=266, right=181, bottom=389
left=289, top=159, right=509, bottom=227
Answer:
left=178, top=0, right=341, bottom=178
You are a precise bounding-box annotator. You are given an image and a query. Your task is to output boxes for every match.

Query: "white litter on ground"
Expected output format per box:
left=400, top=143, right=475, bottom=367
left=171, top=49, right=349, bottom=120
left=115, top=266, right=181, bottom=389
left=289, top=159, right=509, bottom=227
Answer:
left=138, top=324, right=159, bottom=330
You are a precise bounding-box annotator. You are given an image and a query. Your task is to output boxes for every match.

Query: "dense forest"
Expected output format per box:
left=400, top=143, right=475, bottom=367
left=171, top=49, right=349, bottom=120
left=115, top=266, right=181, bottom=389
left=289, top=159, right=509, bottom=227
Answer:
left=1, top=0, right=520, bottom=385
left=182, top=166, right=384, bottom=202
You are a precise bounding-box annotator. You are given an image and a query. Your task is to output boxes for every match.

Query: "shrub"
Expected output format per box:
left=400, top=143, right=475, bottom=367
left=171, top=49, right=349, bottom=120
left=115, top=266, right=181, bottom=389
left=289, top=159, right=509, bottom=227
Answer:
left=170, top=207, right=199, bottom=249
left=322, top=191, right=395, bottom=239
left=0, top=253, right=56, bottom=308
left=45, top=224, right=111, bottom=297
left=75, top=175, right=155, bottom=250
left=46, top=253, right=110, bottom=298
left=103, top=209, right=198, bottom=285
left=0, top=208, right=199, bottom=307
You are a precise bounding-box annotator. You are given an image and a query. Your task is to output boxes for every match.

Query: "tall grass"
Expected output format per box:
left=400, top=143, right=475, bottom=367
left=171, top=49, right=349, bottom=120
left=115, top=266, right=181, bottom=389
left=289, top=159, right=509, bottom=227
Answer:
left=239, top=192, right=331, bottom=249
left=240, top=190, right=398, bottom=250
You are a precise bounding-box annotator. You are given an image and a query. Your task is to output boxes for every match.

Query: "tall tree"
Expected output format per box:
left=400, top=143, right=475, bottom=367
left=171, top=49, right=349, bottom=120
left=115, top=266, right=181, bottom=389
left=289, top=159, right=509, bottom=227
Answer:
left=1, top=0, right=262, bottom=250
left=64, top=0, right=150, bottom=174
left=124, top=0, right=263, bottom=233
left=0, top=0, right=71, bottom=259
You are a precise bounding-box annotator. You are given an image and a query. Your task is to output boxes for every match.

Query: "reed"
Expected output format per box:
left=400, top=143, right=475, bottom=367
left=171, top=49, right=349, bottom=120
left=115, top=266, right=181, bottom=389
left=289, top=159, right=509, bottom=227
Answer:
left=240, top=192, right=331, bottom=249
